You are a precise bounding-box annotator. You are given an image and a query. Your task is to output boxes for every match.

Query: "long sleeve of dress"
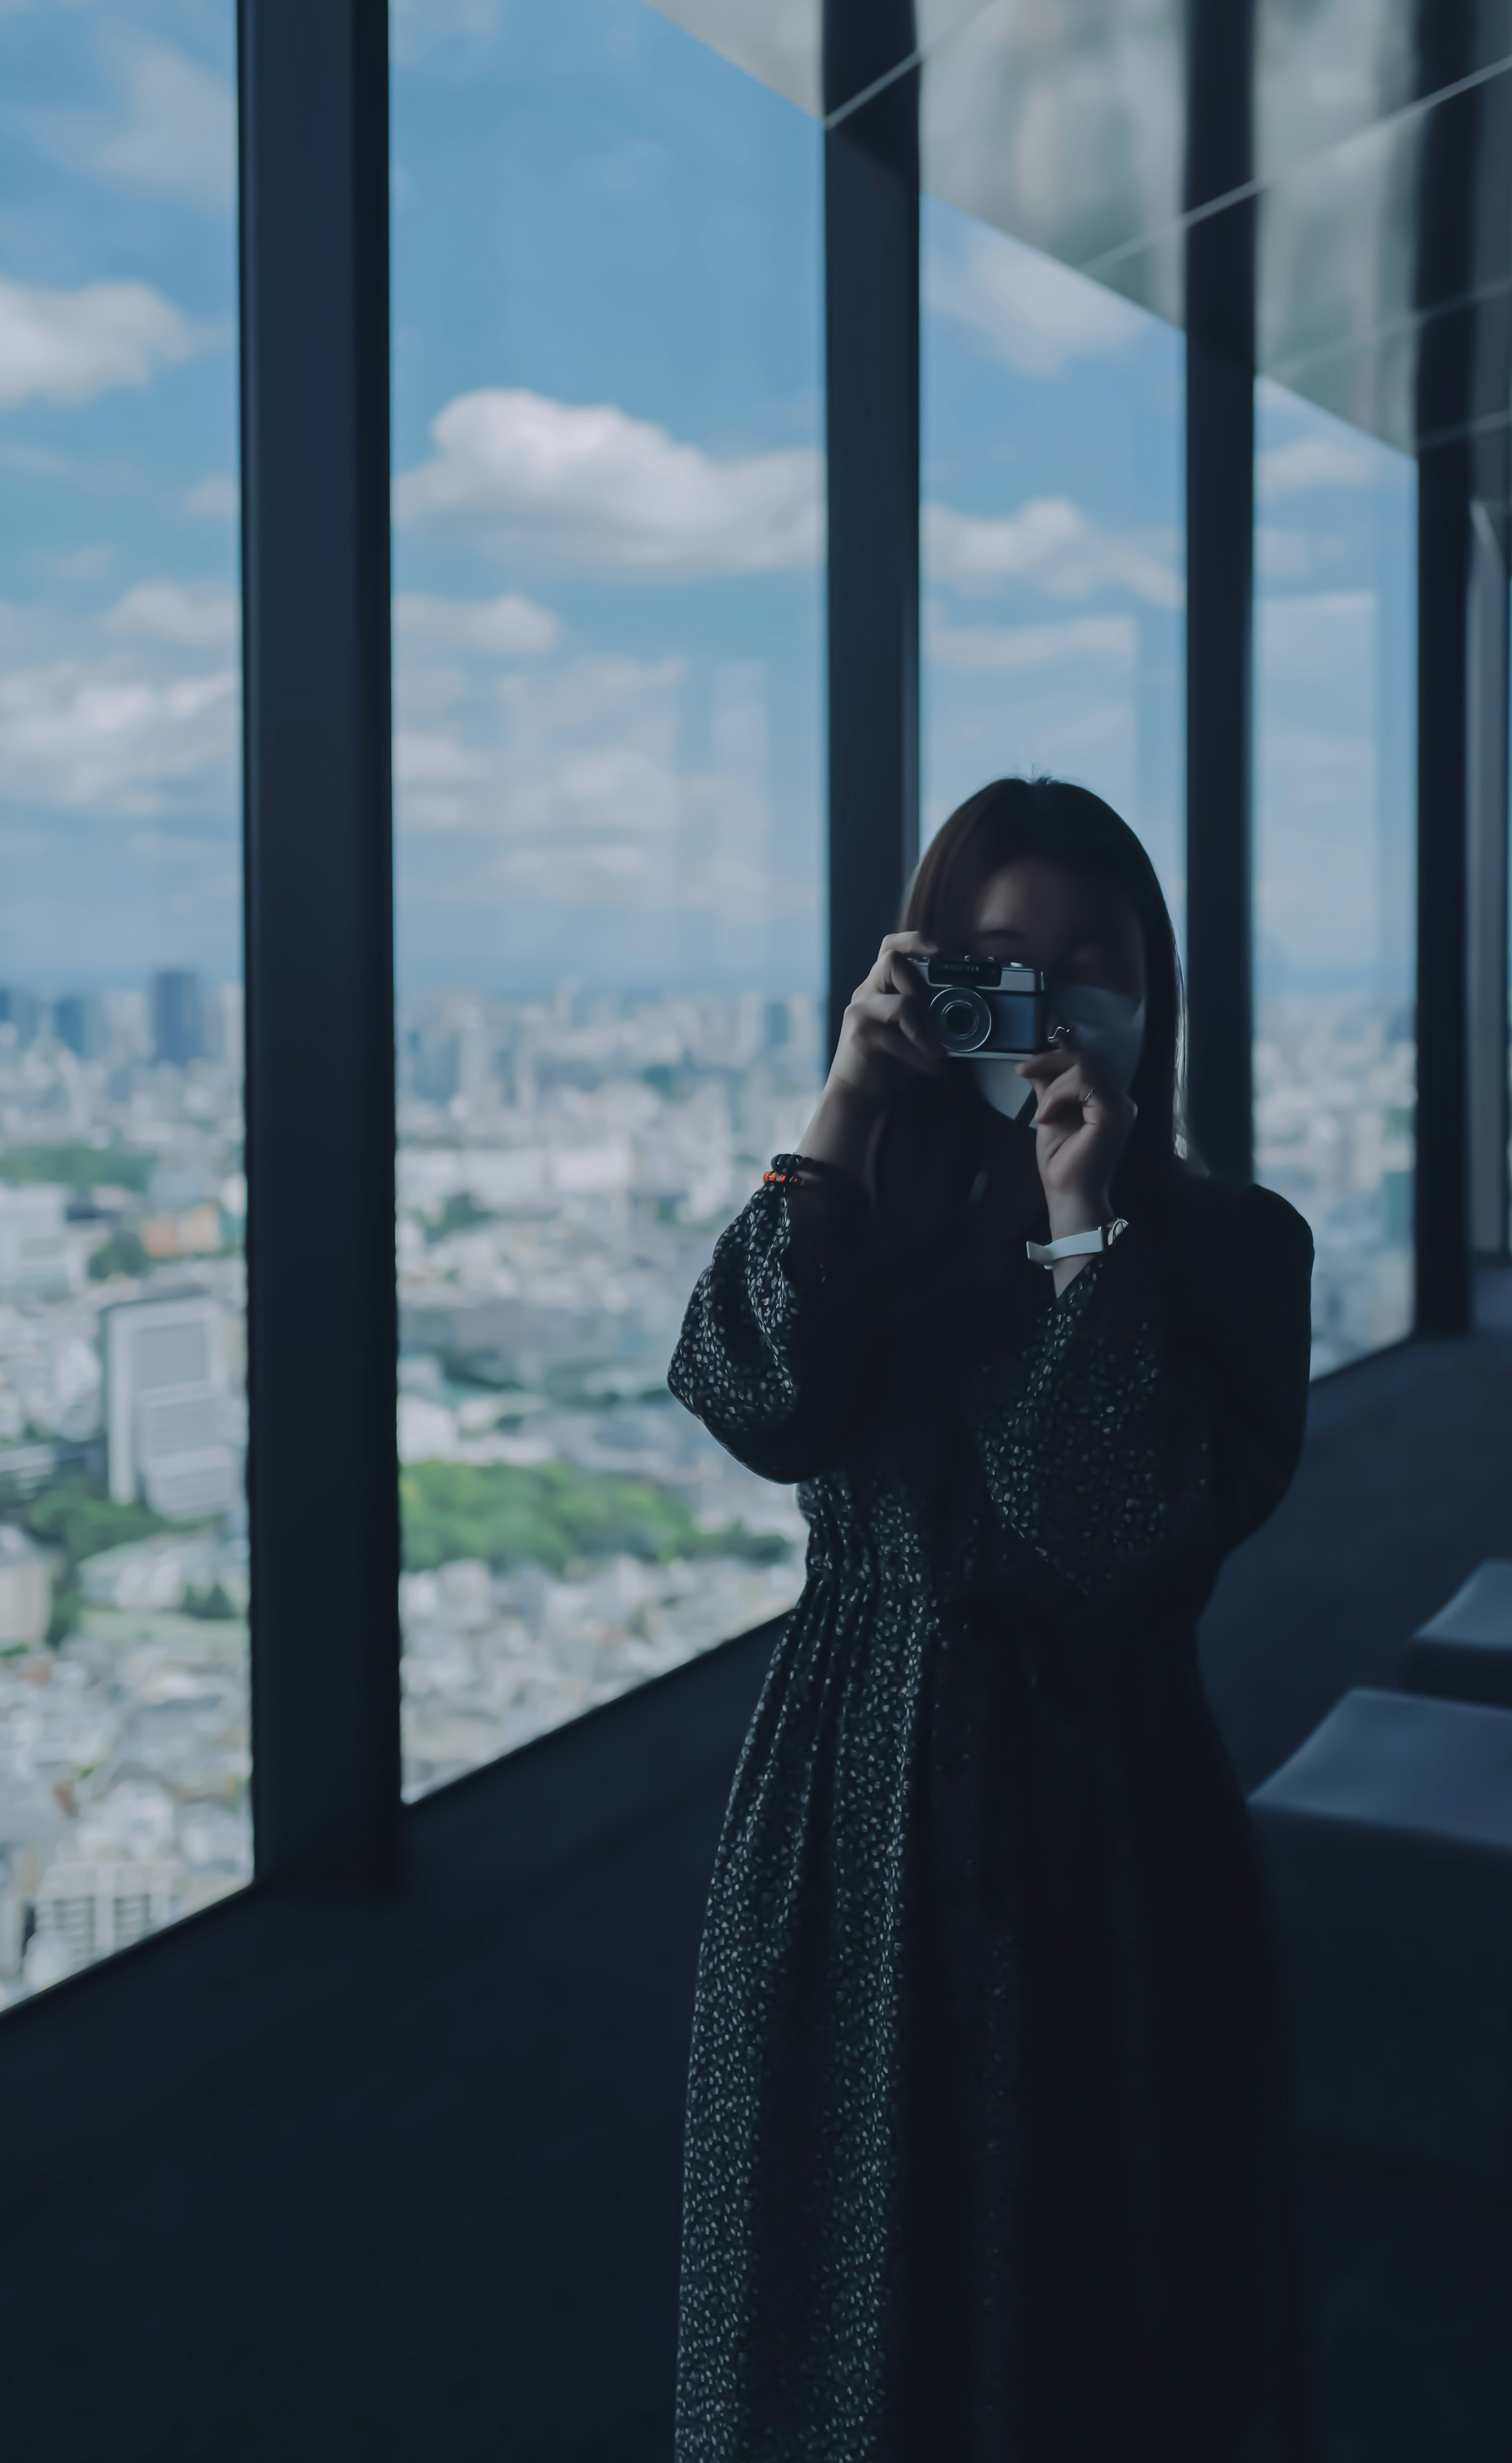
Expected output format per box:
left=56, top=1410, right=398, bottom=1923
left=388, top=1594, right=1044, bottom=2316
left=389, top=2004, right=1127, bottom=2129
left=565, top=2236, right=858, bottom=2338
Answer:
left=972, top=1183, right=1313, bottom=1608
left=667, top=1167, right=882, bottom=1484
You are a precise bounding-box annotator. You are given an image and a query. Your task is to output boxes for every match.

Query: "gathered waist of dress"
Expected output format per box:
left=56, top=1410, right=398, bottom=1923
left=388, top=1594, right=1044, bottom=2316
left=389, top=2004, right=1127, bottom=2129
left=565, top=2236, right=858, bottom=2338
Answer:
left=798, top=1517, right=932, bottom=1596
left=935, top=1588, right=1199, bottom=1704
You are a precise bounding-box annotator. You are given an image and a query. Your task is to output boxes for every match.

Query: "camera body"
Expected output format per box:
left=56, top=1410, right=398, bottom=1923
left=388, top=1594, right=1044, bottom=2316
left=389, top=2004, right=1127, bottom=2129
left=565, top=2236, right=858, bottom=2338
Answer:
left=917, top=955, right=1051, bottom=1059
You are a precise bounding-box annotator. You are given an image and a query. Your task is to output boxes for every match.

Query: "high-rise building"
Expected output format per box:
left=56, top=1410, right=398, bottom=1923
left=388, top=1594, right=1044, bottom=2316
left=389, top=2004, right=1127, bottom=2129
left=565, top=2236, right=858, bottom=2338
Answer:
left=405, top=996, right=491, bottom=1108
left=101, top=1295, right=239, bottom=1520
left=52, top=994, right=108, bottom=1060
left=214, top=983, right=245, bottom=1074
left=0, top=987, right=40, bottom=1048
left=150, top=971, right=206, bottom=1067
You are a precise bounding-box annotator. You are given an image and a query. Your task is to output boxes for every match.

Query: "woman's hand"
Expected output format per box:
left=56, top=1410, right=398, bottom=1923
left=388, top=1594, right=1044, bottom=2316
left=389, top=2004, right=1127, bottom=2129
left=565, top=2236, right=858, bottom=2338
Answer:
left=1014, top=1037, right=1136, bottom=1289
left=795, top=932, right=947, bottom=1184
left=828, top=931, right=947, bottom=1102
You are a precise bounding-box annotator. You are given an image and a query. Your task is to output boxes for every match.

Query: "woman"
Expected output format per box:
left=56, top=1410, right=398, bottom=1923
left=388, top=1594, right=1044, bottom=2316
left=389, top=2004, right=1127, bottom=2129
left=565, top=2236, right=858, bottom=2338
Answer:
left=669, top=777, right=1318, bottom=2463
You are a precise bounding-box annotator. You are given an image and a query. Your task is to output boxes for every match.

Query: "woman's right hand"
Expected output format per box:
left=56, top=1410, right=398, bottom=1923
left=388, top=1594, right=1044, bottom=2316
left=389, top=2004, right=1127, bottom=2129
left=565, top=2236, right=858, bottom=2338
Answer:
left=792, top=932, right=947, bottom=1190
left=826, top=931, right=948, bottom=1109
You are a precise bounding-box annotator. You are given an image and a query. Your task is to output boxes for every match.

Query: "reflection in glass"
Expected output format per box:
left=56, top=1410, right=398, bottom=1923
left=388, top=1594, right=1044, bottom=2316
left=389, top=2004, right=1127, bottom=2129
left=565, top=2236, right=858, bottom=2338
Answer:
left=921, top=0, right=1185, bottom=326
left=1257, top=108, right=1419, bottom=450
left=391, top=0, right=823, bottom=1799
left=0, top=5, right=247, bottom=2003
left=1253, top=377, right=1416, bottom=1375
left=921, top=197, right=1185, bottom=934
left=642, top=0, right=821, bottom=115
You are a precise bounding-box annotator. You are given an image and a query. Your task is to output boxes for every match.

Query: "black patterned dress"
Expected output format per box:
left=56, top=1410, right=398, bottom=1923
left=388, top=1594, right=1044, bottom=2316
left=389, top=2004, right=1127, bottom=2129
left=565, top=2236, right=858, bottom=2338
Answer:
left=667, top=1155, right=1319, bottom=2463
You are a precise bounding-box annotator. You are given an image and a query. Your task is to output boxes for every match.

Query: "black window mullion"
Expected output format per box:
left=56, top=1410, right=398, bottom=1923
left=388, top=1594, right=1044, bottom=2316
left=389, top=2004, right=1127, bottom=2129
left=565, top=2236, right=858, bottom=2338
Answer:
left=239, top=0, right=401, bottom=1890
left=1414, top=438, right=1473, bottom=1332
left=1466, top=493, right=1510, bottom=1264
left=1182, top=0, right=1256, bottom=1189
left=1411, top=6, right=1488, bottom=1338
left=822, top=2, right=920, bottom=1062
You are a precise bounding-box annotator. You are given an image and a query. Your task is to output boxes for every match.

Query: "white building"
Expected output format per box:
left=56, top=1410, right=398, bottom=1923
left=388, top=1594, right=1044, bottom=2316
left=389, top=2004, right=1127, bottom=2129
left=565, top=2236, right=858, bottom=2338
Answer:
left=0, top=1524, right=50, bottom=1644
left=30, top=1857, right=184, bottom=1972
left=0, top=1185, right=84, bottom=1299
left=102, top=1294, right=239, bottom=1520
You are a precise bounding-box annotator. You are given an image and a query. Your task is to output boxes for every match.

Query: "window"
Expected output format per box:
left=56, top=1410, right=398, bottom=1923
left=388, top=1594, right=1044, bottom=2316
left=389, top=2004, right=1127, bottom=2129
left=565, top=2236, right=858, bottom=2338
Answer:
left=0, top=4, right=246, bottom=2002
left=391, top=0, right=823, bottom=1797
left=1253, top=378, right=1416, bottom=1374
left=920, top=198, right=1186, bottom=932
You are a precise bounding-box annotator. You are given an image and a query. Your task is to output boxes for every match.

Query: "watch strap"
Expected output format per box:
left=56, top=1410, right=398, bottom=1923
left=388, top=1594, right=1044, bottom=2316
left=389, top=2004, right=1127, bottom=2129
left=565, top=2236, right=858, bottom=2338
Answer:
left=1026, top=1216, right=1128, bottom=1267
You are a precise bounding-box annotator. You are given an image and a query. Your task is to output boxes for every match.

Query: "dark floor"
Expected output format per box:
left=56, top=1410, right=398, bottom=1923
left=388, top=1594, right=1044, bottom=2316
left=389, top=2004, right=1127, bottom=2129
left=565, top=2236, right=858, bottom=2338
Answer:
left=1199, top=1274, right=1512, bottom=2463
left=1, top=1296, right=1510, bottom=2459
left=1199, top=1276, right=1512, bottom=1797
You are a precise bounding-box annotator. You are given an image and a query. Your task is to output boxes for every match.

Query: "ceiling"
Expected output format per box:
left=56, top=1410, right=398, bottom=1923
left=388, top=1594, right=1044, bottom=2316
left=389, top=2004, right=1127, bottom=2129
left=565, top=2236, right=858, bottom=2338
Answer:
left=645, top=0, right=1512, bottom=490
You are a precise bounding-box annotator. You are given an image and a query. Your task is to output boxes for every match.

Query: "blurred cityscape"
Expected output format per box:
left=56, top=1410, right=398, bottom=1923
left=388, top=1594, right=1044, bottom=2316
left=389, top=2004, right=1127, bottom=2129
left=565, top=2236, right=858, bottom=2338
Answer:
left=0, top=967, right=1414, bottom=2003
left=1254, top=994, right=1415, bottom=1375
left=392, top=979, right=821, bottom=1802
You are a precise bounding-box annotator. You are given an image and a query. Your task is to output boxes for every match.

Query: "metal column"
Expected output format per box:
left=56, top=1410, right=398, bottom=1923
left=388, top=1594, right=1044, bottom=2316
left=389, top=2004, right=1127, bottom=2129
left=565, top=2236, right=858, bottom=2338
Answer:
left=1415, top=440, right=1473, bottom=1331
left=1466, top=497, right=1509, bottom=1262
left=1182, top=0, right=1256, bottom=1188
left=239, top=0, right=402, bottom=1890
left=823, top=2, right=919, bottom=1061
left=1410, top=4, right=1497, bottom=1336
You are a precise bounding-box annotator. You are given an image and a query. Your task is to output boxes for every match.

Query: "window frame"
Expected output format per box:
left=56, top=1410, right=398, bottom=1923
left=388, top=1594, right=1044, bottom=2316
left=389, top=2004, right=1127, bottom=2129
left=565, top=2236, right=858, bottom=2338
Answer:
left=233, top=0, right=1499, bottom=1900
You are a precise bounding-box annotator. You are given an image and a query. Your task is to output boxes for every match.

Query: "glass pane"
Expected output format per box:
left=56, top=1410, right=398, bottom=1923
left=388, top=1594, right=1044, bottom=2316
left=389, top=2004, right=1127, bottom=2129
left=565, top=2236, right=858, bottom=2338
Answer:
left=0, top=5, right=246, bottom=2005
left=920, top=0, right=1186, bottom=328
left=391, top=0, right=823, bottom=1799
left=1253, top=376, right=1416, bottom=1375
left=920, top=195, right=1186, bottom=938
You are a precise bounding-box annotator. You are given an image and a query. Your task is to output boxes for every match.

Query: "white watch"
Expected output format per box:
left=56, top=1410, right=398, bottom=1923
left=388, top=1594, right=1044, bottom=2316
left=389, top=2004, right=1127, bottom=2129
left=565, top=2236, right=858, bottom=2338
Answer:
left=1025, top=1216, right=1128, bottom=1268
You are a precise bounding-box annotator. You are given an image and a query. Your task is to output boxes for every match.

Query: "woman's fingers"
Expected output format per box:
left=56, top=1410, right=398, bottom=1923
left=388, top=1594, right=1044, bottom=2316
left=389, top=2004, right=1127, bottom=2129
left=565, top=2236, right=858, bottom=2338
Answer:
left=856, top=938, right=935, bottom=1002
left=841, top=990, right=946, bottom=1074
left=1016, top=1045, right=1133, bottom=1135
left=866, top=992, right=948, bottom=1069
left=848, top=935, right=945, bottom=1057
left=1018, top=1046, right=1099, bottom=1107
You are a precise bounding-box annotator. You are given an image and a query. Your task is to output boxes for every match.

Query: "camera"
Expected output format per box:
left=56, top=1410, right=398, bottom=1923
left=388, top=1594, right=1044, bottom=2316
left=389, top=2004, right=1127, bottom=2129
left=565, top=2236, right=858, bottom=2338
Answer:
left=916, top=955, right=1051, bottom=1059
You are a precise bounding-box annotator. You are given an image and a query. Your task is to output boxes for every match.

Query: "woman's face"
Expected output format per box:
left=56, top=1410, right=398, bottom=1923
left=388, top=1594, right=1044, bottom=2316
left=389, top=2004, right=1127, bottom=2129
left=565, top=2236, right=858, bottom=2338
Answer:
left=967, top=856, right=1146, bottom=1021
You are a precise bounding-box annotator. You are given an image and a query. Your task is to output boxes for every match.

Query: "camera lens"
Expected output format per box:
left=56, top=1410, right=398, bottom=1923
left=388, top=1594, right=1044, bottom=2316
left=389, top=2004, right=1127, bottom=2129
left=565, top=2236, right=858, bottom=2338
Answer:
left=929, top=985, right=991, bottom=1052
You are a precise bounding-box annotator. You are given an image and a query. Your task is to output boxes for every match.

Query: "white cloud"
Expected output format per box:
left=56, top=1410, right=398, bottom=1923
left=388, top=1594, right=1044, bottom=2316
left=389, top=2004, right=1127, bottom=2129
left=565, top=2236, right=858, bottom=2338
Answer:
left=0, top=656, right=237, bottom=816
left=927, top=613, right=1138, bottom=672
left=395, top=666, right=468, bottom=716
left=925, top=498, right=1182, bottom=608
left=1256, top=590, right=1375, bottom=683
left=394, top=591, right=561, bottom=656
left=391, top=0, right=508, bottom=63
left=185, top=473, right=238, bottom=520
left=1258, top=728, right=1375, bottom=822
left=1258, top=527, right=1317, bottom=580
left=394, top=388, right=822, bottom=577
left=0, top=273, right=203, bottom=410
left=925, top=496, right=1084, bottom=586
left=926, top=219, right=1146, bottom=376
left=393, top=648, right=814, bottom=921
left=394, top=725, right=495, bottom=825
left=39, top=543, right=114, bottom=583
left=33, top=33, right=235, bottom=216
left=398, top=653, right=684, bottom=837
left=107, top=581, right=239, bottom=648
left=1256, top=433, right=1381, bottom=499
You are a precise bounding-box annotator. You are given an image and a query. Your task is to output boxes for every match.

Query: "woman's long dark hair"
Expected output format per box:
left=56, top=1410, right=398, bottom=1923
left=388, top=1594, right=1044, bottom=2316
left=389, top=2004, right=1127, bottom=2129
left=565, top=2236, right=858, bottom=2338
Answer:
left=877, top=776, right=1192, bottom=1230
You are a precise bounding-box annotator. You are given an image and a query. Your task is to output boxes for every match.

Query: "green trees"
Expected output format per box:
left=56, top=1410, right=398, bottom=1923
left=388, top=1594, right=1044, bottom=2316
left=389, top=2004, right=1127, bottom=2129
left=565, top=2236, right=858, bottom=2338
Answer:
left=399, top=1458, right=788, bottom=1578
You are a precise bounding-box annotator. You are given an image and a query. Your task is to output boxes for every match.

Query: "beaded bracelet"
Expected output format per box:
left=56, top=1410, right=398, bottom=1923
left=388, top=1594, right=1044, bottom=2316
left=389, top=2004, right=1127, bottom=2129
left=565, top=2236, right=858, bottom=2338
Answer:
left=763, top=1152, right=865, bottom=1200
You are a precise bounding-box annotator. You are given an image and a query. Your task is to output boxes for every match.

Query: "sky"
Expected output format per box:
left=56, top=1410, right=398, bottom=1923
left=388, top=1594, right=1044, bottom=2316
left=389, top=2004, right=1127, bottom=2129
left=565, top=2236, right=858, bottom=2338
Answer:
left=0, top=0, right=1418, bottom=1004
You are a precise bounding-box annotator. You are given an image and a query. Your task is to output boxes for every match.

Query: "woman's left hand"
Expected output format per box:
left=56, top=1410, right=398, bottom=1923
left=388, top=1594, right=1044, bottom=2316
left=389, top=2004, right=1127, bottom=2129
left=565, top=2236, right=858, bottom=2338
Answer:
left=1014, top=1037, right=1136, bottom=1247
